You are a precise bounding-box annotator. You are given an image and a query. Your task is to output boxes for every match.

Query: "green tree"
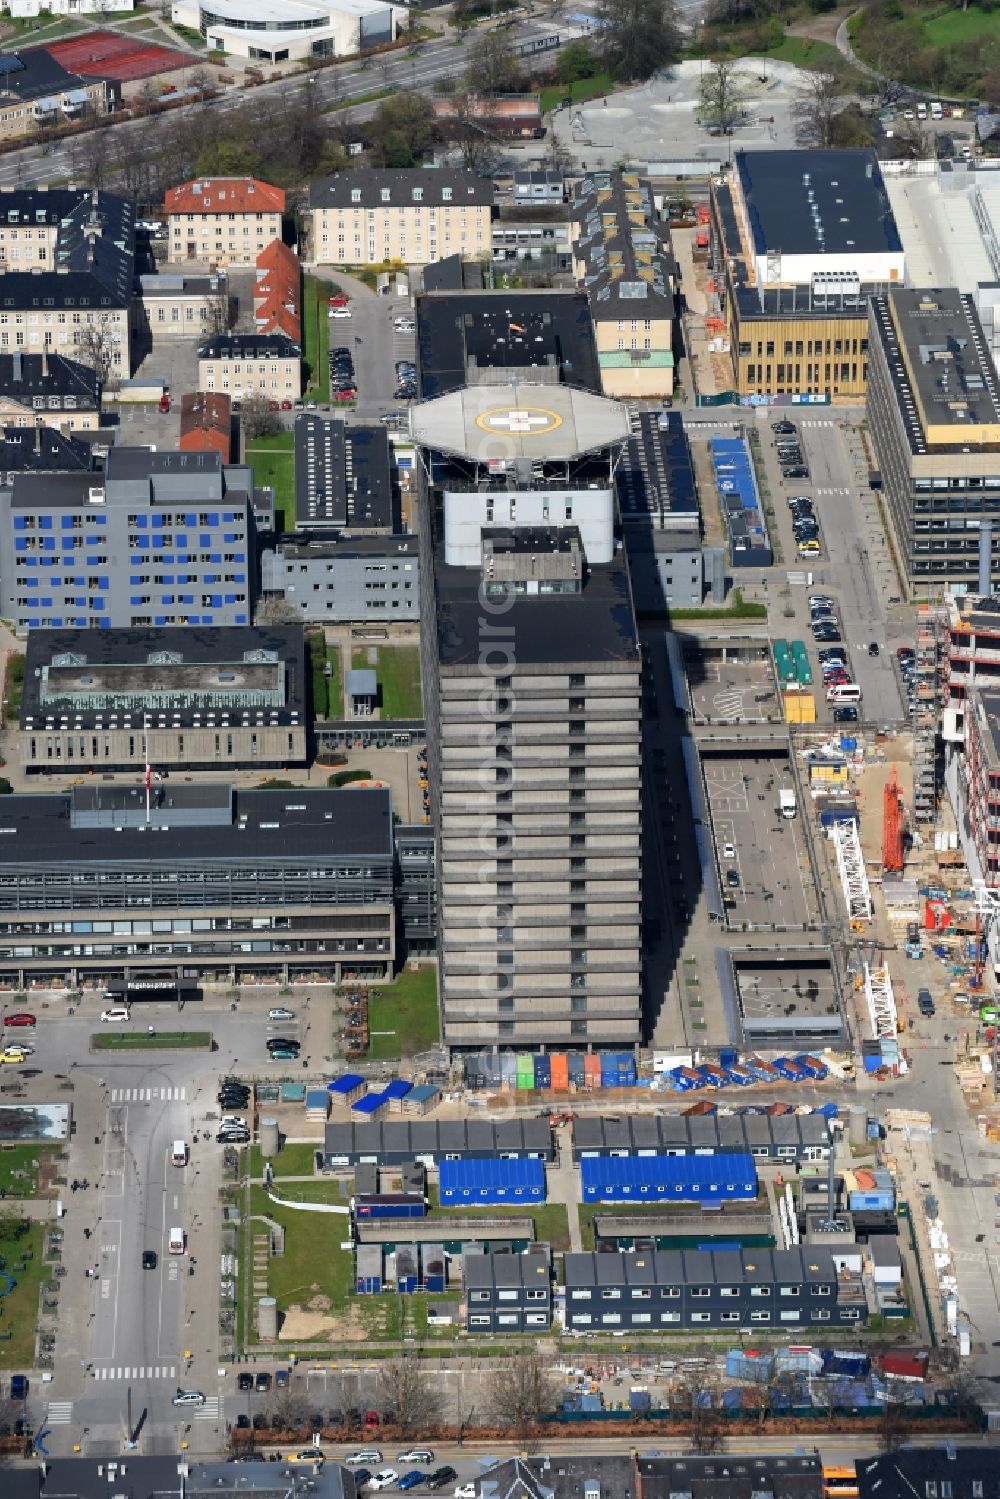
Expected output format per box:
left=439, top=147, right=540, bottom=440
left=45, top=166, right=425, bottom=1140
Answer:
left=557, top=38, right=599, bottom=83
left=368, top=92, right=441, bottom=168
left=0, top=779, right=11, bottom=796
left=597, top=0, right=682, bottom=81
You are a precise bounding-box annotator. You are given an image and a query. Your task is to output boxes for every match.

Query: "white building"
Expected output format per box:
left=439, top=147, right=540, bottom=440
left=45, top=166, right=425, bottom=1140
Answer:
left=170, top=0, right=406, bottom=62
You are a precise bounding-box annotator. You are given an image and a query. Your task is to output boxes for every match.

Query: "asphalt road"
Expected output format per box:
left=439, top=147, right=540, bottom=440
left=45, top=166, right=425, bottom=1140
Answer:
left=0, top=24, right=558, bottom=192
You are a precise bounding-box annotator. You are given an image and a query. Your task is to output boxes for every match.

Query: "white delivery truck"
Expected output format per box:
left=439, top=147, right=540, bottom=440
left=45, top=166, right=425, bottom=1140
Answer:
left=779, top=789, right=797, bottom=819
left=168, top=1226, right=186, bottom=1255
left=172, top=1140, right=187, bottom=1167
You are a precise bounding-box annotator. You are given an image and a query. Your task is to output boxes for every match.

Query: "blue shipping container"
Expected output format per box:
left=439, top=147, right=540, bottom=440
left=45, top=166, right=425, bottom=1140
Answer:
left=534, top=1055, right=551, bottom=1088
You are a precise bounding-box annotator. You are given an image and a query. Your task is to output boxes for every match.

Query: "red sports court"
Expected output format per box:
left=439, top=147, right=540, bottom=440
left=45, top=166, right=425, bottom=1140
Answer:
left=36, top=30, right=192, bottom=83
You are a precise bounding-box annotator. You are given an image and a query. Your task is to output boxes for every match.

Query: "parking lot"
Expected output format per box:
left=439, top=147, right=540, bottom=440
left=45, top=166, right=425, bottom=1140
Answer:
left=683, top=639, right=777, bottom=722
left=702, top=751, right=818, bottom=930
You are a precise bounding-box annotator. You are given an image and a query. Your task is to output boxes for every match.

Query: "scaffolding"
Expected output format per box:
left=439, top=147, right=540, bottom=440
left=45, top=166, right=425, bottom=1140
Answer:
left=912, top=606, right=947, bottom=825
left=864, top=961, right=899, bottom=1041
left=832, top=818, right=873, bottom=923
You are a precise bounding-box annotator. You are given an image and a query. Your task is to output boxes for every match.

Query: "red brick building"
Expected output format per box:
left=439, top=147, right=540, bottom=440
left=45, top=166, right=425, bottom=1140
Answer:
left=179, top=391, right=231, bottom=463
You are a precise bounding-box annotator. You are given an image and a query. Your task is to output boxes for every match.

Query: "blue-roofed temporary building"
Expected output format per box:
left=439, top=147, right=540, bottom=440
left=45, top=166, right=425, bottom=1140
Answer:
left=711, top=435, right=772, bottom=568
left=329, top=1074, right=366, bottom=1105
left=382, top=1079, right=413, bottom=1112
left=439, top=1156, right=546, bottom=1205
left=353, top=1092, right=388, bottom=1122
left=579, top=1152, right=757, bottom=1203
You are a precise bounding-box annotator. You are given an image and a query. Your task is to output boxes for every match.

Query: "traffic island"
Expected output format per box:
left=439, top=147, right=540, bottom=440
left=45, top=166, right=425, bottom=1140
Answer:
left=90, top=1031, right=214, bottom=1051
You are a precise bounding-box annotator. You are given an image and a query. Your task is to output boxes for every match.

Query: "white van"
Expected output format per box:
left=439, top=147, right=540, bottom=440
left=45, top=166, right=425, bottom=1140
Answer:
left=826, top=683, right=862, bottom=704
left=168, top=1226, right=185, bottom=1255
left=171, top=1140, right=187, bottom=1167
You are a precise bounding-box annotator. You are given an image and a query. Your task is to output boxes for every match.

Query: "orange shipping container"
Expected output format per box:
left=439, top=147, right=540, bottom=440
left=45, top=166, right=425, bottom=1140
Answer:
left=583, top=1054, right=602, bottom=1088
left=550, top=1053, right=569, bottom=1091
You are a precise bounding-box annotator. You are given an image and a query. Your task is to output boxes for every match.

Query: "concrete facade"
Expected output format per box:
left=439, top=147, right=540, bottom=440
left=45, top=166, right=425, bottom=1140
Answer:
left=310, top=169, right=492, bottom=268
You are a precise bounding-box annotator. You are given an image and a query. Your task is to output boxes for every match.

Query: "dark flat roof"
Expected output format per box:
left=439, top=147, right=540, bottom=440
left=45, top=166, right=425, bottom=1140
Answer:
left=618, top=411, right=698, bottom=521
left=416, top=290, right=600, bottom=399
left=0, top=784, right=392, bottom=865
left=736, top=149, right=901, bottom=257
left=432, top=541, right=638, bottom=670
left=294, top=414, right=394, bottom=530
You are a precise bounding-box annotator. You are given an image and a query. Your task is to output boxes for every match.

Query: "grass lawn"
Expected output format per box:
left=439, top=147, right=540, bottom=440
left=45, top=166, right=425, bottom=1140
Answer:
left=748, top=35, right=846, bottom=71
left=307, top=631, right=328, bottom=719
left=326, top=647, right=344, bottom=719
left=540, top=69, right=614, bottom=114
left=303, top=276, right=331, bottom=403
left=91, top=1031, right=212, bottom=1050
left=923, top=4, right=1000, bottom=45
left=248, top=1141, right=318, bottom=1178
left=269, top=1180, right=352, bottom=1205
left=246, top=1185, right=353, bottom=1321
left=0, top=1144, right=59, bottom=1200
left=247, top=431, right=295, bottom=535
left=351, top=645, right=422, bottom=719
left=365, top=964, right=439, bottom=1060
left=0, top=1222, right=45, bottom=1367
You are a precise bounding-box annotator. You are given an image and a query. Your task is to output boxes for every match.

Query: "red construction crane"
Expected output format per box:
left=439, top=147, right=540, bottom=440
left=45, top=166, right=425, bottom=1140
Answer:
left=883, top=767, right=905, bottom=874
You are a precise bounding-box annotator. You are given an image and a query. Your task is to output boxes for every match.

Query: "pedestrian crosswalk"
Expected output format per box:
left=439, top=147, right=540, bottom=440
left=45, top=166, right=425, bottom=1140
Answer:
left=46, top=1401, right=74, bottom=1425
left=815, top=486, right=850, bottom=497
left=93, top=1365, right=177, bottom=1381
left=798, top=418, right=836, bottom=427
left=196, top=1397, right=221, bottom=1421
left=109, top=1086, right=186, bottom=1103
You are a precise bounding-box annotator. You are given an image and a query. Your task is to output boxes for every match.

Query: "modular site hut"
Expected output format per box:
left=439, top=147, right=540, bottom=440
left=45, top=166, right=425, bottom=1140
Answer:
left=403, top=1083, right=440, bottom=1116
left=355, top=1215, right=536, bottom=1252
left=579, top=1153, right=758, bottom=1204
left=352, top=1092, right=389, bottom=1124
left=571, top=1111, right=831, bottom=1163
left=382, top=1079, right=413, bottom=1114
left=323, top=1117, right=555, bottom=1168
left=439, top=1156, right=546, bottom=1205
left=329, top=1074, right=366, bottom=1108
left=356, top=1243, right=384, bottom=1295
left=421, top=1242, right=447, bottom=1292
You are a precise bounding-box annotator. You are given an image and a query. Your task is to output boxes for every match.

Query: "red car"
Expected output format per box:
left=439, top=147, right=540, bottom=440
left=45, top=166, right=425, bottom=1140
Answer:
left=4, top=1013, right=35, bottom=1027
left=281, top=399, right=292, bottom=410
left=267, top=400, right=280, bottom=412
left=158, top=396, right=171, bottom=414
left=329, top=293, right=349, bottom=308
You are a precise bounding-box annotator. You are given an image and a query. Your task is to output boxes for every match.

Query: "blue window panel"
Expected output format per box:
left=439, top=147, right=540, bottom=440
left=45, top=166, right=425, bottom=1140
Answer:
left=175, top=535, right=187, bottom=548
left=91, top=599, right=104, bottom=612
left=204, top=575, right=216, bottom=585
left=180, top=594, right=193, bottom=604
left=85, top=555, right=101, bottom=565
left=162, top=596, right=174, bottom=605
left=177, top=575, right=190, bottom=584
left=39, top=515, right=53, bottom=531
left=61, top=538, right=75, bottom=549
left=134, top=515, right=147, bottom=528
left=13, top=516, right=26, bottom=531
left=40, top=598, right=52, bottom=607
left=99, top=618, right=110, bottom=629
left=71, top=576, right=84, bottom=586
left=51, top=617, right=63, bottom=628
left=155, top=615, right=167, bottom=626
left=185, top=513, right=197, bottom=527
left=201, top=614, right=214, bottom=624
left=209, top=514, right=220, bottom=525
left=199, top=533, right=210, bottom=547
left=24, top=578, right=37, bottom=589
left=152, top=514, right=164, bottom=527
left=61, top=515, right=74, bottom=529
left=26, top=617, right=39, bottom=629
left=14, top=539, right=26, bottom=553
left=130, top=596, right=144, bottom=606
left=233, top=574, right=246, bottom=584
left=160, top=554, right=174, bottom=564
left=130, top=575, right=144, bottom=586
left=75, top=617, right=87, bottom=627
left=41, top=557, right=55, bottom=567
left=98, top=577, right=109, bottom=590
left=225, top=594, right=236, bottom=604
left=24, top=557, right=36, bottom=568
left=51, top=577, right=62, bottom=586
left=209, top=553, right=221, bottom=563
left=92, top=516, right=106, bottom=526
left=224, top=532, right=238, bottom=543
left=210, top=594, right=222, bottom=607
left=43, top=538, right=56, bottom=551
left=133, top=539, right=148, bottom=551
left=235, top=614, right=248, bottom=624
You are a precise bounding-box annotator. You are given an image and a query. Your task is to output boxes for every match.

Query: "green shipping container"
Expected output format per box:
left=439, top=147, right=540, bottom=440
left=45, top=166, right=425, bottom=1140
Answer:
left=516, top=1053, right=535, bottom=1089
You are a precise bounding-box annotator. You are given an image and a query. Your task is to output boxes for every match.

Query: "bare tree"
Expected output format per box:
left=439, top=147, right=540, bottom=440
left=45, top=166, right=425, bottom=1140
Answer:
left=486, top=1353, right=556, bottom=1445
left=877, top=1386, right=909, bottom=1454
left=674, top=1379, right=726, bottom=1455
left=241, top=391, right=282, bottom=441
left=887, top=116, right=931, bottom=160
left=256, top=594, right=302, bottom=624
left=698, top=58, right=751, bottom=134
left=74, top=315, right=122, bottom=390
left=205, top=290, right=235, bottom=337
left=791, top=69, right=846, bottom=148
left=270, top=1390, right=312, bottom=1431
left=380, top=1357, right=442, bottom=1438
left=443, top=91, right=505, bottom=174
left=464, top=30, right=524, bottom=96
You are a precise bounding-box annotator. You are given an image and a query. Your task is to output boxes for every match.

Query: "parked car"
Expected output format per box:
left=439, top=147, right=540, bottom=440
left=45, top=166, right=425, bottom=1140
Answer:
left=346, top=1453, right=383, bottom=1468
left=782, top=466, right=810, bottom=479
left=288, top=1450, right=324, bottom=1465
left=173, top=1390, right=207, bottom=1407
left=399, top=1475, right=426, bottom=1492
left=101, top=1007, right=131, bottom=1023
left=276, top=1369, right=289, bottom=1389
left=158, top=395, right=171, bottom=413
left=833, top=707, right=859, bottom=722
left=330, top=307, right=352, bottom=319
left=3, top=1013, right=35, bottom=1027
left=427, top=1471, right=457, bottom=1491
left=267, top=1038, right=300, bottom=1053
left=10, top=1375, right=28, bottom=1400
left=142, top=1250, right=157, bottom=1269
left=726, top=868, right=740, bottom=887
left=267, top=1007, right=295, bottom=1022
left=255, top=1372, right=271, bottom=1392
left=868, top=641, right=880, bottom=656
left=772, top=420, right=796, bottom=434
left=0, top=1049, right=26, bottom=1065
left=238, top=1372, right=253, bottom=1391
left=722, top=841, right=735, bottom=859
left=370, top=1472, right=399, bottom=1491
left=398, top=1452, right=434, bottom=1465
left=918, top=988, right=936, bottom=1016
left=354, top=1473, right=373, bottom=1490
